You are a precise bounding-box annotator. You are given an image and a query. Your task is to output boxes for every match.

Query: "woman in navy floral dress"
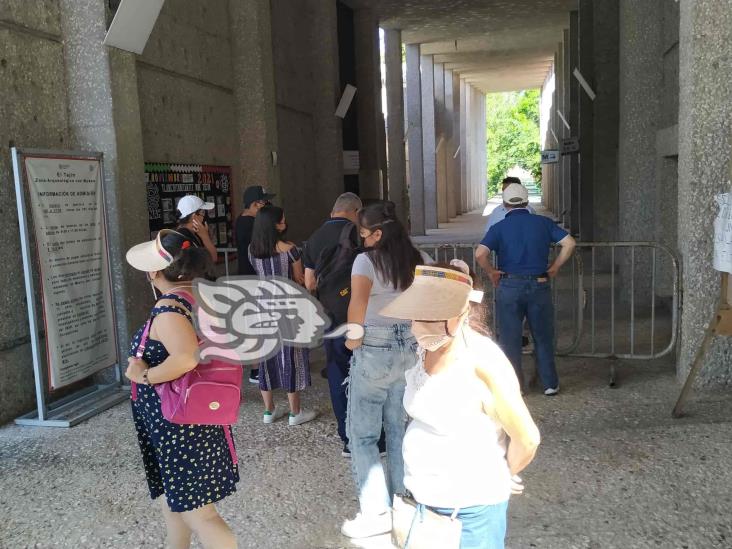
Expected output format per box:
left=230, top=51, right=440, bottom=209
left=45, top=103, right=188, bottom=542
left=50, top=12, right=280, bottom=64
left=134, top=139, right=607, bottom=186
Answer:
left=249, top=205, right=317, bottom=426
left=125, top=230, right=238, bottom=549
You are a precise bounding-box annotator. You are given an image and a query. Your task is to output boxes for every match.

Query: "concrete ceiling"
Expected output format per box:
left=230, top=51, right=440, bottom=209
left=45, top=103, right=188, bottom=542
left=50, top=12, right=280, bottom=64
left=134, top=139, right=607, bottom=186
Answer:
left=358, top=0, right=577, bottom=93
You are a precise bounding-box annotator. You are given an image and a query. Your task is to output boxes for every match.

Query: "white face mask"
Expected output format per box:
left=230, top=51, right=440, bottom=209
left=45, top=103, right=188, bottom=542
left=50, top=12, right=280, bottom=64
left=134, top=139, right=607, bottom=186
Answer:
left=411, top=321, right=452, bottom=352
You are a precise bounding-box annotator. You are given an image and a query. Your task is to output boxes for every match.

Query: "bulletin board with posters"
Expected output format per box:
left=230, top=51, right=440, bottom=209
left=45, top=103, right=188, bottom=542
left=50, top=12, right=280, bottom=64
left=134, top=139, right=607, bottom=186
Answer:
left=145, top=163, right=234, bottom=248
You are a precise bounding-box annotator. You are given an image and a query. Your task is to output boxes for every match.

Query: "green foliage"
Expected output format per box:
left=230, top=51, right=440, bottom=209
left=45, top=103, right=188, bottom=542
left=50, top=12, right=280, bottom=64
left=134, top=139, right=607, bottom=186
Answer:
left=485, top=89, right=541, bottom=197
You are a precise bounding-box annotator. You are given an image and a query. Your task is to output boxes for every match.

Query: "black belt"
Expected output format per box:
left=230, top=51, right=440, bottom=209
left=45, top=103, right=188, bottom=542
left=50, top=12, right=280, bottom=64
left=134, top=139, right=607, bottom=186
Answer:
left=501, top=273, right=548, bottom=280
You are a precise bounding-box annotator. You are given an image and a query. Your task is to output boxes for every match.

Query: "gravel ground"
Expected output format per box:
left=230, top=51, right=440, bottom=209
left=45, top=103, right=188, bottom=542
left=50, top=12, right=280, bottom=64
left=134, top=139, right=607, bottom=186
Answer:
left=1, top=349, right=731, bottom=549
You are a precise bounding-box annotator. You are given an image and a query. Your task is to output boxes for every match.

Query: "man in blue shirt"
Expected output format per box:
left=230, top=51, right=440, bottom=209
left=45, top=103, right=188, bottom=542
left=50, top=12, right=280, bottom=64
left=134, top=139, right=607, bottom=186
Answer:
left=484, top=176, right=536, bottom=233
left=476, top=183, right=576, bottom=395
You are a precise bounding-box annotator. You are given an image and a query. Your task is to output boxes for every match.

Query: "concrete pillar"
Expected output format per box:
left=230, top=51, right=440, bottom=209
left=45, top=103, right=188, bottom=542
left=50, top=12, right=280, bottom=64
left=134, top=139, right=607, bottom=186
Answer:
left=58, top=0, right=149, bottom=359
left=465, top=84, right=473, bottom=211
left=569, top=11, right=580, bottom=236
left=578, top=1, right=595, bottom=241
left=384, top=29, right=407, bottom=224
left=459, top=78, right=468, bottom=213
left=591, top=0, right=619, bottom=241
left=554, top=44, right=566, bottom=224
left=311, top=0, right=343, bottom=214
left=420, top=52, right=438, bottom=229
left=677, top=0, right=732, bottom=384
left=477, top=89, right=487, bottom=209
left=433, top=62, right=448, bottom=223
left=229, top=0, right=279, bottom=205
left=445, top=70, right=459, bottom=220
left=406, top=44, right=425, bottom=235
left=354, top=8, right=383, bottom=201
left=562, top=30, right=572, bottom=228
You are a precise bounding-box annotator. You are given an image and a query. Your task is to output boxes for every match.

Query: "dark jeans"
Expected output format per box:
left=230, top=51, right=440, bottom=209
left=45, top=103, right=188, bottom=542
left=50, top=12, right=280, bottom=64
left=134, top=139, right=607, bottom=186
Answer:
left=496, top=278, right=559, bottom=390
left=324, top=336, right=351, bottom=443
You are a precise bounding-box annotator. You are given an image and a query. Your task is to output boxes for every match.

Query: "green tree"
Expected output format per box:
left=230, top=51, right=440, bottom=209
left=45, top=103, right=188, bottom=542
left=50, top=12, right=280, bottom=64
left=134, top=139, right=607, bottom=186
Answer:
left=486, top=89, right=541, bottom=197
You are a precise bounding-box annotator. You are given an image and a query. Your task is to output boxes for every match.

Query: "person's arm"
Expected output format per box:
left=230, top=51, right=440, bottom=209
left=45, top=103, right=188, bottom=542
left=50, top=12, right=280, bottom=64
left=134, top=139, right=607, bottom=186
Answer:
left=475, top=347, right=540, bottom=475
left=125, top=308, right=199, bottom=385
left=304, top=268, right=317, bottom=292
left=475, top=244, right=503, bottom=287
left=291, top=259, right=305, bottom=286
left=345, top=274, right=372, bottom=350
left=192, top=218, right=218, bottom=262
left=547, top=234, right=576, bottom=278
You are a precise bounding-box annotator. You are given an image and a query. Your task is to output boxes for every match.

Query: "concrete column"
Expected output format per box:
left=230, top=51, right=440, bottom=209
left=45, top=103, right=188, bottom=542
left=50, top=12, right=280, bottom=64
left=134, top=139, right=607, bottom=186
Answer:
left=618, top=0, right=662, bottom=243
left=354, top=8, right=383, bottom=201
left=569, top=11, right=580, bottom=235
left=433, top=62, right=448, bottom=223
left=58, top=0, right=149, bottom=359
left=311, top=0, right=343, bottom=213
left=445, top=70, right=459, bottom=220
left=465, top=84, right=473, bottom=211
left=562, top=30, right=572, bottom=228
left=591, top=0, right=619, bottom=241
left=554, top=44, right=566, bottom=223
left=677, top=0, right=732, bottom=385
left=476, top=89, right=487, bottom=209
left=406, top=44, right=425, bottom=235
left=229, top=0, right=279, bottom=204
left=420, top=52, right=438, bottom=229
left=459, top=78, right=468, bottom=213
left=384, top=29, right=407, bottom=223
left=578, top=1, right=595, bottom=241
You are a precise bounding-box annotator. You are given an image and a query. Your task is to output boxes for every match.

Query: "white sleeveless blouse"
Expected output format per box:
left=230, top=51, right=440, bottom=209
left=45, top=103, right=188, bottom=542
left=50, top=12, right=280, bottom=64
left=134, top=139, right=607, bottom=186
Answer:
left=402, top=341, right=511, bottom=508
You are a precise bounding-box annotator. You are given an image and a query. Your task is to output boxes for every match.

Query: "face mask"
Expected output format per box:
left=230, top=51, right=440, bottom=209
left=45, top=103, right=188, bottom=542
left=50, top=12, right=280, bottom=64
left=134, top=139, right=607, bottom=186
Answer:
left=411, top=321, right=452, bottom=352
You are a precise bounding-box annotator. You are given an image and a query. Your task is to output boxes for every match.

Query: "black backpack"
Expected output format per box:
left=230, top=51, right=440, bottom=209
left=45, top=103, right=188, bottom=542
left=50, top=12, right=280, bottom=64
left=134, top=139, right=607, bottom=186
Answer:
left=315, top=222, right=362, bottom=326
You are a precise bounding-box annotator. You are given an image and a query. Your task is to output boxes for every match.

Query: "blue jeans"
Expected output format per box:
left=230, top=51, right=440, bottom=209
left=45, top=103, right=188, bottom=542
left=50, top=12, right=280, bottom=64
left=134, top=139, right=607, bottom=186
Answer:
left=346, top=323, right=417, bottom=514
left=496, top=278, right=559, bottom=390
left=431, top=501, right=509, bottom=549
left=324, top=336, right=351, bottom=443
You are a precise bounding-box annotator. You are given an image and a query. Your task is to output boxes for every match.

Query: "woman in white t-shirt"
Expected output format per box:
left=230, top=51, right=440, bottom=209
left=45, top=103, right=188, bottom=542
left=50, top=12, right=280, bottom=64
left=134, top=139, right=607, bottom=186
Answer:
left=340, top=201, right=431, bottom=540
left=380, top=261, right=541, bottom=549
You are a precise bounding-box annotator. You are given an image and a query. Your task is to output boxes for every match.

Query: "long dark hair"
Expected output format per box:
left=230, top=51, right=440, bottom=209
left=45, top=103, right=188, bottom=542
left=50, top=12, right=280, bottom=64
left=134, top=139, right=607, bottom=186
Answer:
left=160, top=231, right=214, bottom=281
left=251, top=205, right=285, bottom=258
left=359, top=201, right=422, bottom=291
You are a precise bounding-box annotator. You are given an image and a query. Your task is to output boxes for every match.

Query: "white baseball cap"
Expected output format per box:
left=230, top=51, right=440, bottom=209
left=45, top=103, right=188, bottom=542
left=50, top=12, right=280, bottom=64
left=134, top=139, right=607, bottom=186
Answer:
left=177, top=195, right=215, bottom=217
left=502, top=183, right=529, bottom=205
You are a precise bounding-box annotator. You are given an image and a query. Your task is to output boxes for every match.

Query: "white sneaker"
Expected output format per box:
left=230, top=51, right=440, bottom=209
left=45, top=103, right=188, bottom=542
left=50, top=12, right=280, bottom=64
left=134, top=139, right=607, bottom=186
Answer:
left=544, top=387, right=560, bottom=396
left=262, top=404, right=287, bottom=424
left=341, top=512, right=392, bottom=539
left=288, top=408, right=317, bottom=426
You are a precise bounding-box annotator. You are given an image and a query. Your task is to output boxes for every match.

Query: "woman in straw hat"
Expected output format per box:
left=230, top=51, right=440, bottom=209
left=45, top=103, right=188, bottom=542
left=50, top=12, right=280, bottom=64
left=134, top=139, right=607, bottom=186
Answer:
left=380, top=260, right=541, bottom=549
left=125, top=230, right=238, bottom=549
left=340, top=201, right=432, bottom=539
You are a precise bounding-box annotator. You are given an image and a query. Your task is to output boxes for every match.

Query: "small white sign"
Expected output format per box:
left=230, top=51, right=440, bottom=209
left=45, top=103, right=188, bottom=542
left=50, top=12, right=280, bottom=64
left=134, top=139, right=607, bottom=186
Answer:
left=103, top=0, right=165, bottom=55
left=714, top=191, right=732, bottom=273
left=343, top=150, right=360, bottom=174
left=541, top=150, right=559, bottom=164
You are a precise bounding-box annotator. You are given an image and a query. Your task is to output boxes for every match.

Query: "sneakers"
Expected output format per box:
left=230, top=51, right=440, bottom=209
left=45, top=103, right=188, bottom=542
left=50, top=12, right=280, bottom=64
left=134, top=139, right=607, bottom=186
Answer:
left=262, top=404, right=287, bottom=424
left=288, top=408, right=317, bottom=426
left=544, top=387, right=560, bottom=396
left=342, top=444, right=351, bottom=458
left=249, top=368, right=259, bottom=384
left=378, top=440, right=387, bottom=458
left=341, top=512, right=392, bottom=539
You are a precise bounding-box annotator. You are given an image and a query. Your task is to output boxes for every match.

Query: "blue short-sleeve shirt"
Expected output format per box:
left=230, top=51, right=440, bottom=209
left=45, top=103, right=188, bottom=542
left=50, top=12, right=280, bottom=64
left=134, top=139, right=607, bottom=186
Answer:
left=480, top=209, right=569, bottom=275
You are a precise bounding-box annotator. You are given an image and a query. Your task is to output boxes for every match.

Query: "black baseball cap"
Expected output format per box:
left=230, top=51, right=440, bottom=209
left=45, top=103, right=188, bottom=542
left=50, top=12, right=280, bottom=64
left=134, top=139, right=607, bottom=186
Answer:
left=243, top=185, right=276, bottom=207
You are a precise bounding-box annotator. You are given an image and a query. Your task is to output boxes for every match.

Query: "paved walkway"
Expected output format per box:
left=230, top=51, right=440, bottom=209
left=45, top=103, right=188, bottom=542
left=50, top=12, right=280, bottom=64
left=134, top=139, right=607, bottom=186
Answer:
left=1, top=350, right=731, bottom=548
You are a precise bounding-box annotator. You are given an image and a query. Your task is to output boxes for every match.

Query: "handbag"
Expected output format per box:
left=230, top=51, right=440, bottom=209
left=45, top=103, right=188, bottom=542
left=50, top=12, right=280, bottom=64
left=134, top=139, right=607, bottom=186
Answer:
left=392, top=493, right=462, bottom=549
left=131, top=291, right=243, bottom=428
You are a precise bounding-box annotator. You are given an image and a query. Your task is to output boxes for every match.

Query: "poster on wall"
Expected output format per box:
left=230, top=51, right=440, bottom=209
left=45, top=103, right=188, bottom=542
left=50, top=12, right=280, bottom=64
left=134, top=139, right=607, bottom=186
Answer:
left=145, top=163, right=233, bottom=248
left=23, top=155, right=118, bottom=390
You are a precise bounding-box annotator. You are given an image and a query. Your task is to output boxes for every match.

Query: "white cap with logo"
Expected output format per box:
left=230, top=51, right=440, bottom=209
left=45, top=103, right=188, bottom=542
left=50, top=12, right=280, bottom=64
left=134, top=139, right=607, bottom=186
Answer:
left=177, top=195, right=215, bottom=217
left=502, top=183, right=529, bottom=206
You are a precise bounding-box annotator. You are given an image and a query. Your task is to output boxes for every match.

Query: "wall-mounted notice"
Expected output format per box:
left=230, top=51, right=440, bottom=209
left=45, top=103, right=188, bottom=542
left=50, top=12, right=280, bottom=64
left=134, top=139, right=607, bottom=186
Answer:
left=145, top=163, right=233, bottom=248
left=713, top=191, right=732, bottom=273
left=24, top=155, right=118, bottom=389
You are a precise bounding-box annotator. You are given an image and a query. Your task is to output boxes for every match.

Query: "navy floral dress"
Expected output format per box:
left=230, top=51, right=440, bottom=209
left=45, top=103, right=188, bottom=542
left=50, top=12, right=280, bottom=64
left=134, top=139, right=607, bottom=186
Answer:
left=130, top=294, right=239, bottom=512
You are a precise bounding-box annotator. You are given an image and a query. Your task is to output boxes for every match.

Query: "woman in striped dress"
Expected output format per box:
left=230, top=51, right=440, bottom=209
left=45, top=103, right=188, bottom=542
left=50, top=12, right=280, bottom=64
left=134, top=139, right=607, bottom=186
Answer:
left=248, top=205, right=317, bottom=426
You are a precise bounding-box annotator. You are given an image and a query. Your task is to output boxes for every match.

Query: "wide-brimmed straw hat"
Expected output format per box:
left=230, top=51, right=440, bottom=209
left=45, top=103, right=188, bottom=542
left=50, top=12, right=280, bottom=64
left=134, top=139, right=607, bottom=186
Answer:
left=126, top=229, right=190, bottom=272
left=380, top=263, right=477, bottom=321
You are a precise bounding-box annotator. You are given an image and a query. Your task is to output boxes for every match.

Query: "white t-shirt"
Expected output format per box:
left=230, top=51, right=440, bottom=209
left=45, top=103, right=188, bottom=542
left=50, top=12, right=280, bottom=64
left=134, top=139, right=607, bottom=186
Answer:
left=351, top=250, right=433, bottom=326
left=484, top=203, right=536, bottom=233
left=402, top=334, right=512, bottom=508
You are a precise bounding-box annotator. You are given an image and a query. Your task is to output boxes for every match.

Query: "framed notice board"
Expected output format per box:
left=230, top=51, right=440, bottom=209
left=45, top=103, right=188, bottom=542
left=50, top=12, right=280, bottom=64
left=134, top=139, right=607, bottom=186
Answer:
left=145, top=163, right=234, bottom=248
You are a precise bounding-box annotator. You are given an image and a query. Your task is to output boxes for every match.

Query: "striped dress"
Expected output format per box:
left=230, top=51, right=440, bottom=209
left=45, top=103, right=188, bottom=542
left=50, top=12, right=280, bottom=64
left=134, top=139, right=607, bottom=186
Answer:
left=248, top=245, right=311, bottom=392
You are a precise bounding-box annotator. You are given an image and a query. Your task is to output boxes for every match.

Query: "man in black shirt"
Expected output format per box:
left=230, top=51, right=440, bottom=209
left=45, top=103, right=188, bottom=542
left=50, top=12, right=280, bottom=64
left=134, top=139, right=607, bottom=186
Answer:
left=303, top=192, right=365, bottom=457
left=235, top=185, right=275, bottom=384
left=235, top=185, right=276, bottom=276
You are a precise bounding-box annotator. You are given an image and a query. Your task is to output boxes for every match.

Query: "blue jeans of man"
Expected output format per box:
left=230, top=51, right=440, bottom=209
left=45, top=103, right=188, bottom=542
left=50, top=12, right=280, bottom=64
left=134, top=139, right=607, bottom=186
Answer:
left=347, top=323, right=417, bottom=515
left=324, top=336, right=351, bottom=444
left=431, top=501, right=509, bottom=549
left=496, top=278, right=559, bottom=390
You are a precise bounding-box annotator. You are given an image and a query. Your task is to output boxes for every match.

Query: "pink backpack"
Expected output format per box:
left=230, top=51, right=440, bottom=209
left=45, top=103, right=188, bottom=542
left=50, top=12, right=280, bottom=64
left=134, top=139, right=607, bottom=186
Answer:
left=131, top=291, right=243, bottom=429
